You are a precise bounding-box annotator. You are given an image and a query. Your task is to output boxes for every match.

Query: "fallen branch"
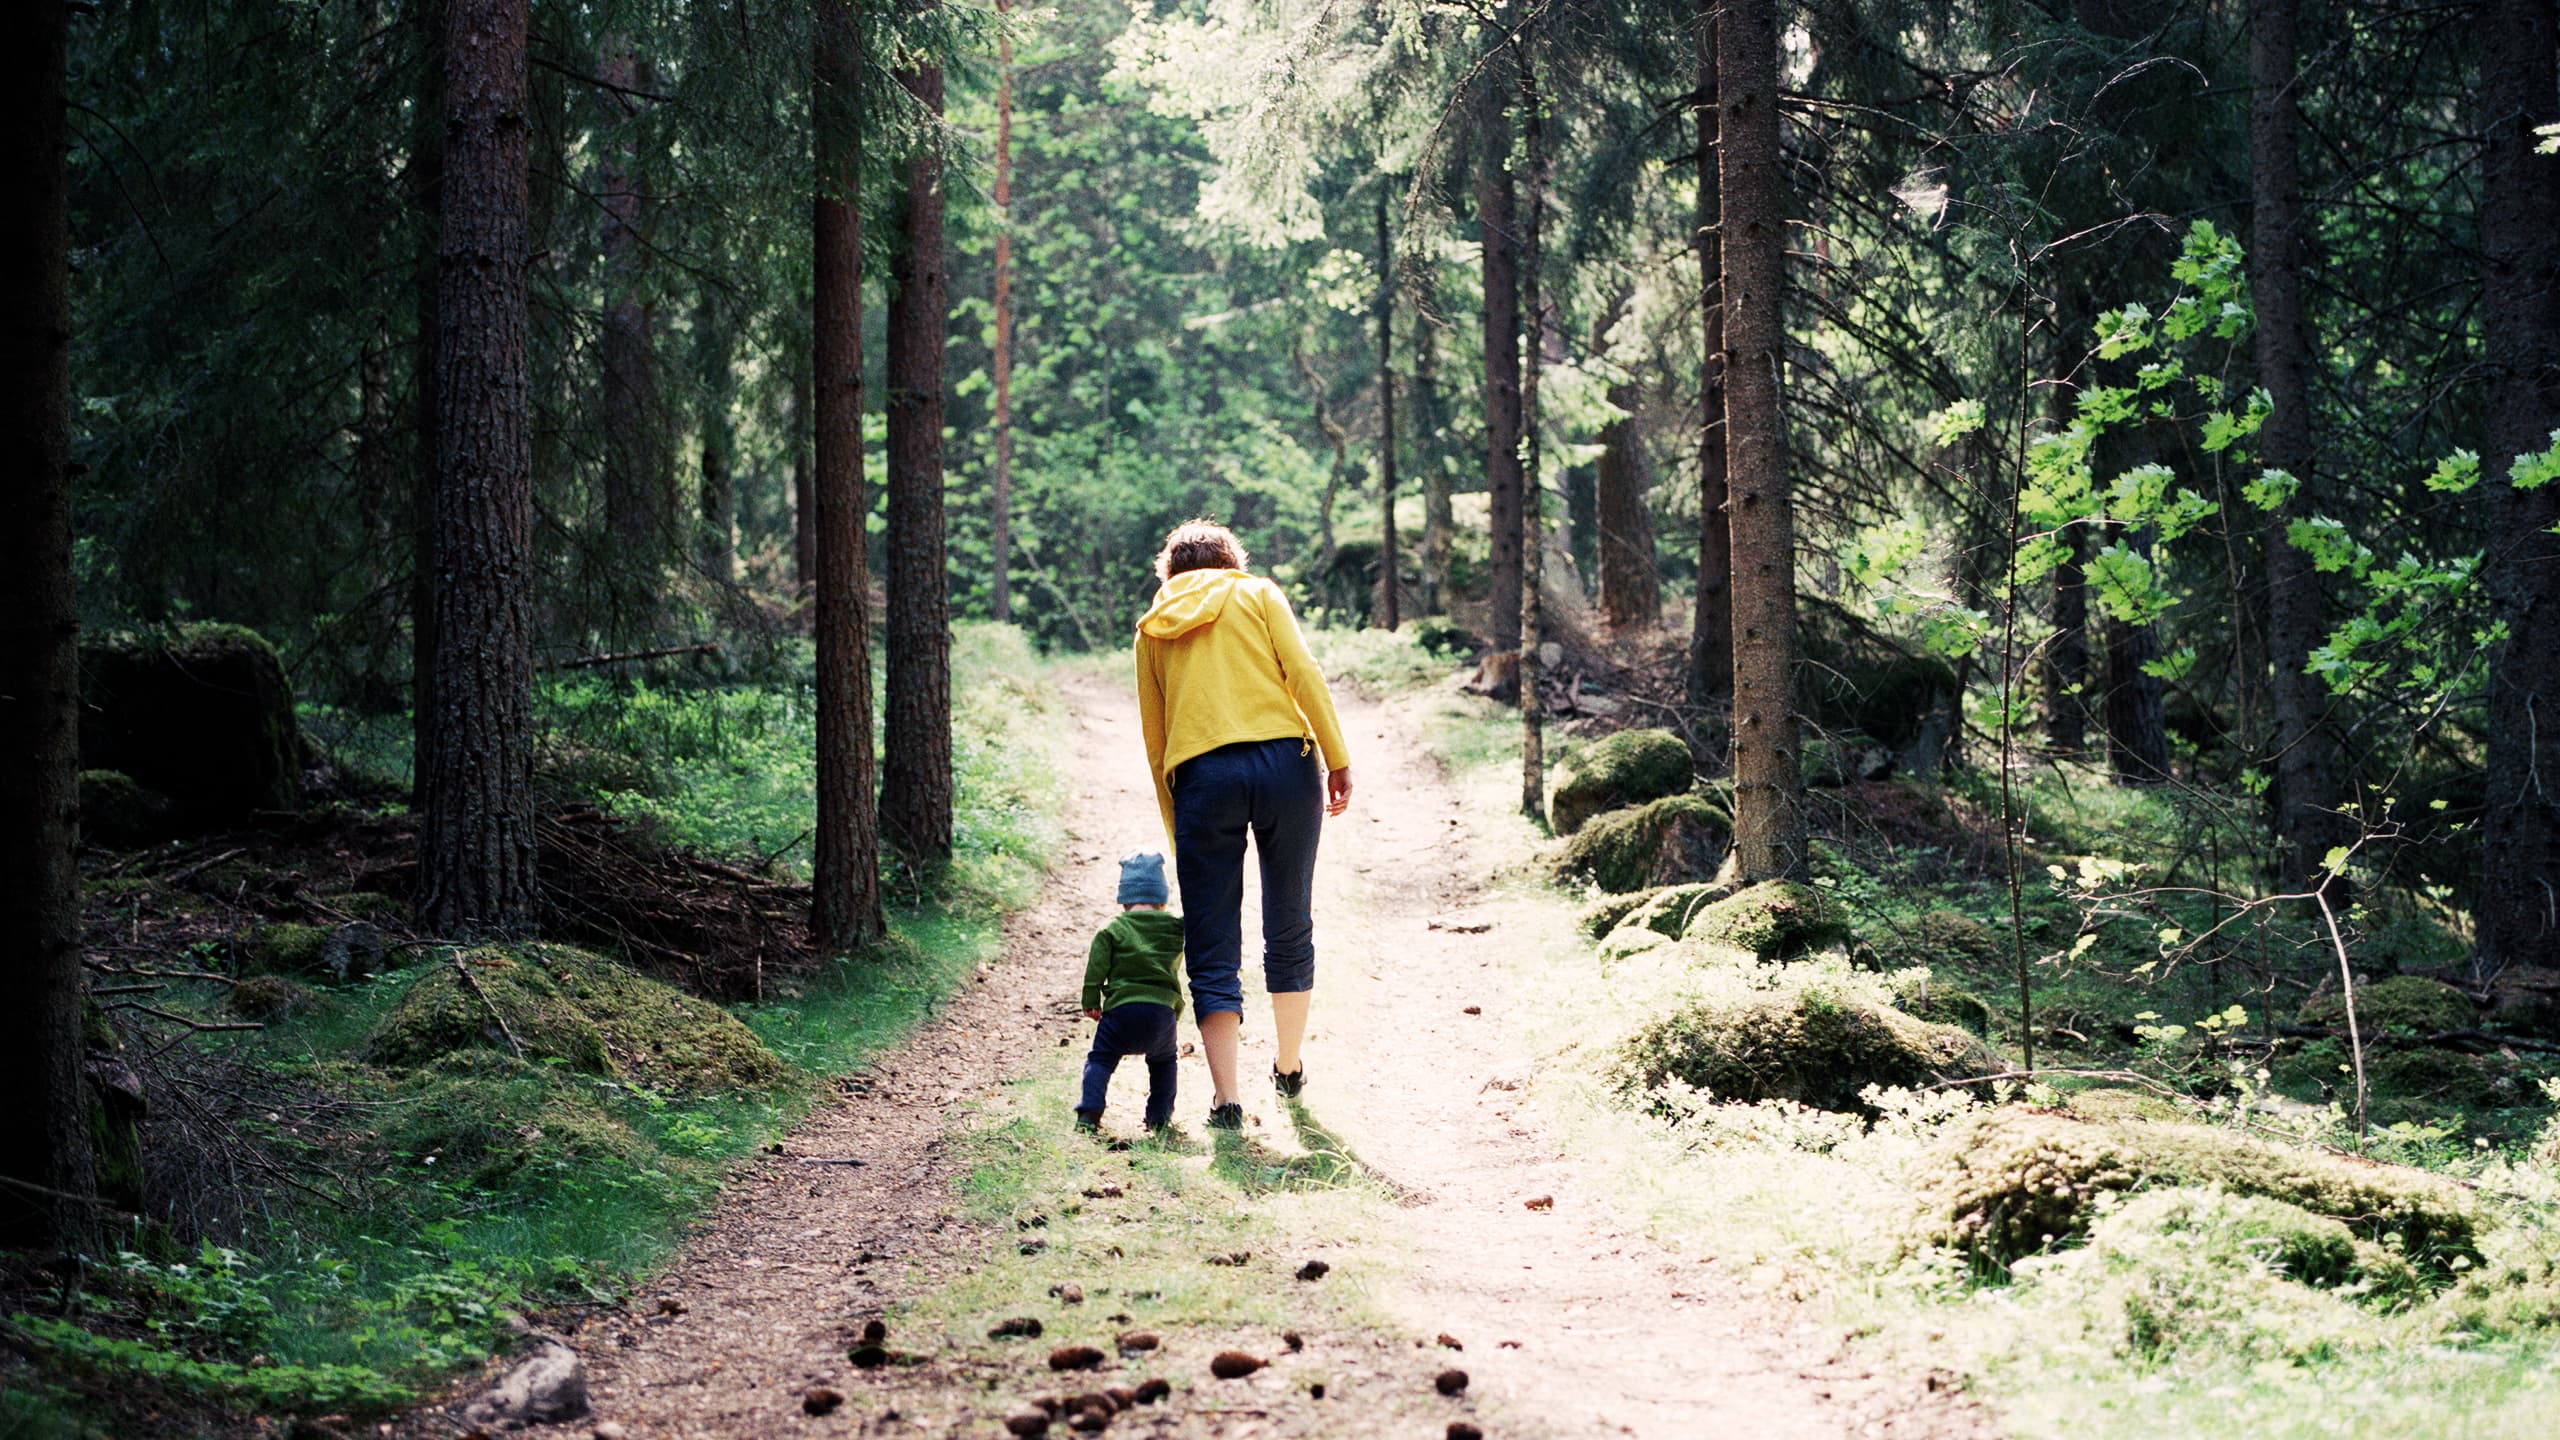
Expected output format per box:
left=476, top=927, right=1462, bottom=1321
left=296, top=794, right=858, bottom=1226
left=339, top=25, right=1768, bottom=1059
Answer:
left=542, top=641, right=722, bottom=671
left=159, top=846, right=247, bottom=887
left=2275, top=1023, right=2560, bottom=1057
left=105, top=1003, right=263, bottom=1034
left=449, top=950, right=526, bottom=1060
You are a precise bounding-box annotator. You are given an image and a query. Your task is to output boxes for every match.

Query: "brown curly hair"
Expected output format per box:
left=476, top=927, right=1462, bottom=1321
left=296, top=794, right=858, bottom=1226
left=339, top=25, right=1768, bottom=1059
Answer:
left=1152, top=519, right=1250, bottom=580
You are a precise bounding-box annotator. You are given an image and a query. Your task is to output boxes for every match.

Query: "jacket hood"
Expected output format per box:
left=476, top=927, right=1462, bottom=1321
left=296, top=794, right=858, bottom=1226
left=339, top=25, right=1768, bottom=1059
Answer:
left=1138, top=568, right=1247, bottom=639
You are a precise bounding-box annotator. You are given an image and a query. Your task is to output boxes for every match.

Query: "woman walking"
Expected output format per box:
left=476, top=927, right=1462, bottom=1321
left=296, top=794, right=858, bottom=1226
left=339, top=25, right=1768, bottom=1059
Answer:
left=1135, top=520, right=1352, bottom=1130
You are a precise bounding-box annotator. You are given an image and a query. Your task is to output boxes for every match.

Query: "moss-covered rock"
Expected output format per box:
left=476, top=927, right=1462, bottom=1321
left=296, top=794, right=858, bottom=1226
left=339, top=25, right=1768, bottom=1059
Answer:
left=238, top=922, right=331, bottom=976
left=1577, top=888, right=1664, bottom=940
left=228, top=974, right=312, bottom=1019
left=1552, top=794, right=1728, bottom=893
left=1865, top=910, right=2006, bottom=972
left=366, top=943, right=785, bottom=1091
left=2365, top=1046, right=2533, bottom=1111
left=1613, top=882, right=1734, bottom=941
left=2297, top=976, right=2474, bottom=1037
left=1616, top=983, right=2005, bottom=1115
left=1546, top=729, right=1695, bottom=836
left=2064, top=1086, right=2188, bottom=1123
left=1896, top=979, right=1996, bottom=1036
left=1682, top=881, right=1848, bottom=959
left=2487, top=968, right=2560, bottom=1039
left=79, top=623, right=299, bottom=830
left=365, top=1050, right=653, bottom=1189
left=78, top=769, right=177, bottom=847
left=1598, top=926, right=1675, bottom=961
left=1916, top=1109, right=2481, bottom=1271
left=324, top=890, right=408, bottom=924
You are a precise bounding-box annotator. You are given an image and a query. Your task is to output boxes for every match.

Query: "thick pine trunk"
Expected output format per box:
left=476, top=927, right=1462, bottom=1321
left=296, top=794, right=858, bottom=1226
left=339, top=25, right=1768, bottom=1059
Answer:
left=790, top=362, right=814, bottom=596
left=410, top=0, right=444, bottom=809
left=812, top=0, right=884, bottom=950
left=2252, top=0, right=2350, bottom=890
left=0, top=0, right=97, bottom=1250
left=1417, top=317, right=1454, bottom=616
left=1594, top=300, right=1658, bottom=631
left=1687, top=4, right=1735, bottom=710
left=1519, top=53, right=1547, bottom=820
left=1719, top=0, right=1805, bottom=883
left=1376, top=192, right=1401, bottom=632
left=599, top=36, right=665, bottom=633
left=990, top=0, right=1016, bottom=625
left=1478, top=81, right=1524, bottom=654
left=420, top=0, right=539, bottom=937
left=2476, top=0, right=2560, bottom=968
left=882, top=23, right=954, bottom=861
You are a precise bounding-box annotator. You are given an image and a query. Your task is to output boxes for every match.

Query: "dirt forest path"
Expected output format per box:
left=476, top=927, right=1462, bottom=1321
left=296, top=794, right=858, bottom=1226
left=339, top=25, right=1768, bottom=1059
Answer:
left=529, top=669, right=1990, bottom=1440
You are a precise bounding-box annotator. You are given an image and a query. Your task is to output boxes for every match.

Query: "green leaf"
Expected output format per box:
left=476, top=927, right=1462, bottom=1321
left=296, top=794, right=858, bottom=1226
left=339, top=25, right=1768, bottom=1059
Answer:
left=2511, top=431, right=2560, bottom=490
left=2244, top=468, right=2299, bottom=511
left=2425, top=449, right=2481, bottom=493
left=2321, top=845, right=2353, bottom=876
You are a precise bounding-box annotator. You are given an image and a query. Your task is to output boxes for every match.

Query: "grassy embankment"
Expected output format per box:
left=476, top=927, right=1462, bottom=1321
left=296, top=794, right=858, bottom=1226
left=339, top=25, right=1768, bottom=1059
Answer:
left=2, top=624, right=1071, bottom=1436
left=1327, top=624, right=2560, bottom=1440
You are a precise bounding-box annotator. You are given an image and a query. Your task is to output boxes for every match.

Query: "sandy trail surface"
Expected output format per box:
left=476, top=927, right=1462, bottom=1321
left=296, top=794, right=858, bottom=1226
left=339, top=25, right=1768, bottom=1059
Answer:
left=445, top=669, right=1988, bottom=1439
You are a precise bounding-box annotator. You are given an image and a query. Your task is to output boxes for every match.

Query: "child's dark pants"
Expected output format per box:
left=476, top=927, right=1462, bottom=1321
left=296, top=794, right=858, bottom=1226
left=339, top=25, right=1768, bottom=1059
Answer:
left=1080, top=1001, right=1177, bottom=1128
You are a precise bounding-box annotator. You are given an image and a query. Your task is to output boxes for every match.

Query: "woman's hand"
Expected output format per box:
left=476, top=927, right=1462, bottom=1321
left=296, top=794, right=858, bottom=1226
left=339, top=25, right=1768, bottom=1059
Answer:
left=1325, top=765, right=1353, bottom=817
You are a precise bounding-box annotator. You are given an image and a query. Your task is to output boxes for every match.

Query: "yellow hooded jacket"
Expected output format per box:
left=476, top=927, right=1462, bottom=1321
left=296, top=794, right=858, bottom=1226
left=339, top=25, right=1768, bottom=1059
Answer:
left=1134, top=568, right=1350, bottom=846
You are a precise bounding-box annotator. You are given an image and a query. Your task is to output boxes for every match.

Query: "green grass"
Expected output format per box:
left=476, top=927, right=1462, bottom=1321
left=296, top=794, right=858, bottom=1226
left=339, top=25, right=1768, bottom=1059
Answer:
left=30, top=624, right=1075, bottom=1429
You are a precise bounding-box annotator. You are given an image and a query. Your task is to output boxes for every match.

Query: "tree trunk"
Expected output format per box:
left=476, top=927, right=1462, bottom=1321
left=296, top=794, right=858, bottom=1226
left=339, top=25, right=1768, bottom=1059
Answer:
left=2251, top=0, right=2350, bottom=891
left=410, top=0, right=444, bottom=810
left=420, top=0, right=539, bottom=937
left=1417, top=315, right=1454, bottom=616
left=1719, top=0, right=1804, bottom=883
left=2043, top=521, right=2089, bottom=754
left=2476, top=0, right=2560, bottom=968
left=2100, top=529, right=2172, bottom=785
left=990, top=0, right=1016, bottom=625
left=1594, top=299, right=1659, bottom=631
left=1477, top=78, right=1524, bottom=654
left=698, top=384, right=737, bottom=584
left=812, top=0, right=884, bottom=950
left=1376, top=192, right=1401, bottom=632
left=1687, top=2, right=1735, bottom=710
left=882, top=16, right=954, bottom=862
left=599, top=35, right=665, bottom=635
left=1519, top=50, right=1547, bottom=820
left=0, top=0, right=96, bottom=1250
left=790, top=360, right=814, bottom=596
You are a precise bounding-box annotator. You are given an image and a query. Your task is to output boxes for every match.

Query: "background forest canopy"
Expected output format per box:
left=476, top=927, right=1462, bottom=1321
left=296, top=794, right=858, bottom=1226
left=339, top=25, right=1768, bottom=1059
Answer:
left=59, top=0, right=2560, bottom=967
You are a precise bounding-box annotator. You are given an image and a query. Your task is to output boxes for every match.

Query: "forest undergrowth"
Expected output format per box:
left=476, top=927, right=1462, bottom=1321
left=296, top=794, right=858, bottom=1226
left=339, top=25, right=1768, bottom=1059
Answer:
left=1344, top=628, right=2560, bottom=1440
left=0, top=625, right=1072, bottom=1440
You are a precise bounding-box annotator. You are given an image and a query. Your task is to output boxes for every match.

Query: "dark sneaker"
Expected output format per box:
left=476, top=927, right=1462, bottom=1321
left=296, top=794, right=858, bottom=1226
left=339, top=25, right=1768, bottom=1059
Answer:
left=1073, top=1108, right=1102, bottom=1133
left=1206, top=1102, right=1245, bottom=1131
left=1272, top=1065, right=1307, bottom=1099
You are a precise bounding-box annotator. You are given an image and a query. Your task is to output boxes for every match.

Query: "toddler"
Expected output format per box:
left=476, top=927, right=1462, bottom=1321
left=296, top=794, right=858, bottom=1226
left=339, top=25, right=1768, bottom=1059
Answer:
left=1076, top=852, right=1185, bottom=1131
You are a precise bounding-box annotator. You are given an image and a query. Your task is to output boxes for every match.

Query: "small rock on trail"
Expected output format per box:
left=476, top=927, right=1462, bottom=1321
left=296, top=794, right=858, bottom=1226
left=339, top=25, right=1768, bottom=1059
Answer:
left=1436, top=1332, right=1464, bottom=1350
left=991, top=1316, right=1046, bottom=1339
left=1448, top=1424, right=1485, bottom=1440
left=1048, top=1345, right=1106, bottom=1372
left=1209, top=1351, right=1264, bottom=1379
left=1003, top=1411, right=1050, bottom=1437
left=1294, top=1259, right=1330, bottom=1281
left=462, top=1337, right=589, bottom=1428
left=1115, top=1330, right=1158, bottom=1353
left=800, top=1387, right=843, bottom=1416
left=1435, top=1367, right=1470, bottom=1395
left=1133, top=1378, right=1172, bottom=1404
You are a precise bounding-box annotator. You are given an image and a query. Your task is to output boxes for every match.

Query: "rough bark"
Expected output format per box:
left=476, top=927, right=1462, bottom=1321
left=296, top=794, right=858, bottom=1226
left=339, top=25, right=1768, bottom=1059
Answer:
left=1376, top=191, right=1401, bottom=632
left=790, top=361, right=814, bottom=596
left=1719, top=0, right=1805, bottom=883
left=812, top=0, right=885, bottom=950
left=1688, top=3, right=1735, bottom=709
left=598, top=36, right=666, bottom=632
left=420, top=0, right=539, bottom=937
left=2252, top=0, right=2351, bottom=890
left=882, top=19, right=954, bottom=862
left=410, top=0, right=445, bottom=810
left=1594, top=303, right=1658, bottom=631
left=990, top=0, right=1016, bottom=625
left=2476, top=0, right=2560, bottom=968
left=0, top=0, right=97, bottom=1250
left=1417, top=315, right=1454, bottom=616
left=1519, top=51, right=1548, bottom=821
left=1478, top=77, right=1524, bottom=654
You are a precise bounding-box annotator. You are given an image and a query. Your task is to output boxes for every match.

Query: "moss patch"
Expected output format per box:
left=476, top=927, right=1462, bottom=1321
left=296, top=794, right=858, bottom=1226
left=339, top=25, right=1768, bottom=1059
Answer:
left=1612, top=882, right=1734, bottom=941
left=1616, top=982, right=2005, bottom=1115
left=239, top=923, right=331, bottom=977
left=1917, top=1109, right=2481, bottom=1272
left=2297, top=976, right=2475, bottom=1037
left=346, top=1051, right=655, bottom=1189
left=1865, top=909, right=2006, bottom=971
left=365, top=943, right=785, bottom=1091
left=1553, top=794, right=1728, bottom=894
left=1546, top=728, right=1694, bottom=835
left=1683, top=880, right=1848, bottom=959
left=78, top=769, right=176, bottom=847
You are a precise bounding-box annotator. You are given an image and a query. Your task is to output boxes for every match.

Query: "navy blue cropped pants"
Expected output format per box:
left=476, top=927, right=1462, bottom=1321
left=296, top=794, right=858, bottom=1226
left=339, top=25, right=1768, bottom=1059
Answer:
left=1171, top=737, right=1324, bottom=1022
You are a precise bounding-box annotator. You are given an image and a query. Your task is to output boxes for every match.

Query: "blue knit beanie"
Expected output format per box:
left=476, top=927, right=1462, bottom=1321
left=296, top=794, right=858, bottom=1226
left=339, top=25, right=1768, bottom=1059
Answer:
left=1117, top=850, right=1169, bottom=906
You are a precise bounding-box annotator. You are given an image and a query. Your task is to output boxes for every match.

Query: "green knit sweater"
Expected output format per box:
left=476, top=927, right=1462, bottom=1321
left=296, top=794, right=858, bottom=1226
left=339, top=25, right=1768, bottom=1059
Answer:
left=1082, top=909, right=1186, bottom=1013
